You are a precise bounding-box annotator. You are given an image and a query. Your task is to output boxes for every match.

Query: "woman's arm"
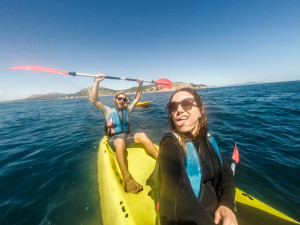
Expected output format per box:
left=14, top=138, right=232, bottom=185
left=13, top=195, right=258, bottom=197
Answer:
left=218, top=154, right=236, bottom=210
left=215, top=154, right=238, bottom=225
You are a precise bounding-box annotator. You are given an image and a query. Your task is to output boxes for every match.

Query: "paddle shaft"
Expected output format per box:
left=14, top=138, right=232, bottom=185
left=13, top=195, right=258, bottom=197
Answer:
left=69, top=71, right=156, bottom=84
left=7, top=65, right=172, bottom=88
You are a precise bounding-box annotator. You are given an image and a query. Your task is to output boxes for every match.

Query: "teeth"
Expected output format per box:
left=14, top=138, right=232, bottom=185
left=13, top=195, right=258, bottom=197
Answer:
left=178, top=117, right=188, bottom=120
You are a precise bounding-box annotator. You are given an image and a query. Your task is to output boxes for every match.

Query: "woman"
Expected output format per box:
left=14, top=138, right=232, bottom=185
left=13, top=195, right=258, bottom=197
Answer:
left=156, top=88, right=237, bottom=225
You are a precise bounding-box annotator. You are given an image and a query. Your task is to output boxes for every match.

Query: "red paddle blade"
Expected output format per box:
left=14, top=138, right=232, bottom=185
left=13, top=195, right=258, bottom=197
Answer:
left=7, top=65, right=69, bottom=75
left=155, top=78, right=172, bottom=88
left=232, top=142, right=240, bottom=164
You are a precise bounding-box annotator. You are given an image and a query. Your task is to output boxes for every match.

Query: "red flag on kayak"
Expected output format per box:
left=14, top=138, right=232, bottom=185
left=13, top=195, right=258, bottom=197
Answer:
left=232, top=142, right=239, bottom=164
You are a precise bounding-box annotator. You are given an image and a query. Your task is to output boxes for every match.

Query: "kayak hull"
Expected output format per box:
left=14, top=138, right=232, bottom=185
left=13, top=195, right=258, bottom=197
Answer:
left=97, top=136, right=299, bottom=225
left=136, top=101, right=153, bottom=106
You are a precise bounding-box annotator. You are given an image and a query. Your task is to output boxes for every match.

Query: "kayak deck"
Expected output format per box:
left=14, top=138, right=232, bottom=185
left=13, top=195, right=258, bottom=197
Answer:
left=98, top=136, right=159, bottom=225
left=97, top=136, right=299, bottom=225
left=235, top=189, right=299, bottom=225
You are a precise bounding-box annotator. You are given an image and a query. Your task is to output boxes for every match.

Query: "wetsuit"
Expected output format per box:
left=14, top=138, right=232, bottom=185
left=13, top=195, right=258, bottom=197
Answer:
left=158, top=133, right=235, bottom=225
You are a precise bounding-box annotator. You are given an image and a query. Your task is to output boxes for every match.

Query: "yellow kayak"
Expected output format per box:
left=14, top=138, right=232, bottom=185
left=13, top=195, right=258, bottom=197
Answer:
left=98, top=136, right=158, bottom=225
left=136, top=101, right=153, bottom=106
left=97, top=136, right=299, bottom=225
left=235, top=189, right=299, bottom=225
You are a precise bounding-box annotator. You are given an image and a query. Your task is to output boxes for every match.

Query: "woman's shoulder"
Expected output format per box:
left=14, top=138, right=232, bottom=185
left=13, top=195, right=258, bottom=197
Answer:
left=159, top=132, right=183, bottom=155
left=160, top=131, right=178, bottom=145
left=159, top=132, right=185, bottom=165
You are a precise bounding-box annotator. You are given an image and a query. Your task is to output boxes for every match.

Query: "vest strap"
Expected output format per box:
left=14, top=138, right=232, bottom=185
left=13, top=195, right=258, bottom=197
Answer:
left=185, top=141, right=201, bottom=197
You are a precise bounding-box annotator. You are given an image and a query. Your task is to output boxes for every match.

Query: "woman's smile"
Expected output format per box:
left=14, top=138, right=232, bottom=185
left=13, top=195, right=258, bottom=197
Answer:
left=171, top=91, right=201, bottom=136
left=175, top=115, right=188, bottom=127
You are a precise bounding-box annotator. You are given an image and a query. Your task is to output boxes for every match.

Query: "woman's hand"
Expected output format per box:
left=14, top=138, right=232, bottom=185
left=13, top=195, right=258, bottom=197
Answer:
left=214, top=205, right=238, bottom=225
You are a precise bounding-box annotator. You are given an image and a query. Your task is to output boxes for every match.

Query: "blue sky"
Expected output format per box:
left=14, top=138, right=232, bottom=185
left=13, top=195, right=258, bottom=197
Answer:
left=1, top=0, right=299, bottom=101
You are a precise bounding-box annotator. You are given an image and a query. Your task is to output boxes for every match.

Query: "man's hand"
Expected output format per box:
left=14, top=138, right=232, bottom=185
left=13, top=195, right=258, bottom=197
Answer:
left=95, top=73, right=105, bottom=83
left=137, top=78, right=143, bottom=86
left=214, top=205, right=238, bottom=225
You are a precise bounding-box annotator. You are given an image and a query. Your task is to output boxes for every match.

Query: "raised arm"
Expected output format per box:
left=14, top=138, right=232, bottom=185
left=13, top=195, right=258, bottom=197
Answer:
left=131, top=78, right=143, bottom=106
left=90, top=73, right=105, bottom=110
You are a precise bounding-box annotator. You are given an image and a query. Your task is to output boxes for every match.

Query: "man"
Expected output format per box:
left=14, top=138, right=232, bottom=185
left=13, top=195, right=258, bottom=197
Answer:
left=127, top=95, right=132, bottom=104
left=90, top=74, right=158, bottom=194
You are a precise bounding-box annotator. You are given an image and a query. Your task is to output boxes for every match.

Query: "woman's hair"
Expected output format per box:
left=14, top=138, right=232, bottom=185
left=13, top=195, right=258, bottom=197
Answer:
left=168, top=88, right=208, bottom=147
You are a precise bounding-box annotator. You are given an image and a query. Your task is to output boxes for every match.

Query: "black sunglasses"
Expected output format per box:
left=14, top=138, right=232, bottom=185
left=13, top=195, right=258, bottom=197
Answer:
left=167, top=98, right=196, bottom=112
left=117, top=97, right=127, bottom=102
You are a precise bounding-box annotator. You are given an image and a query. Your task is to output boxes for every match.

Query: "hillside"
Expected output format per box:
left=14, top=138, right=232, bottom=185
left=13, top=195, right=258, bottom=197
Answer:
left=12, top=82, right=207, bottom=102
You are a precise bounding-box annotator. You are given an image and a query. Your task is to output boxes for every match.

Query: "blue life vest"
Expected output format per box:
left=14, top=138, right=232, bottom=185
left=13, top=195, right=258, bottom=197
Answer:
left=185, top=142, right=202, bottom=198
left=208, top=135, right=223, bottom=167
left=185, top=135, right=223, bottom=197
left=104, top=107, right=131, bottom=136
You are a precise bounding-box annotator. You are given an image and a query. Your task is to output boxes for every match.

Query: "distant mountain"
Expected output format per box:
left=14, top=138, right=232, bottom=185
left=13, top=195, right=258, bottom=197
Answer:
left=226, top=81, right=265, bottom=87
left=22, top=93, right=69, bottom=101
left=8, top=82, right=207, bottom=102
left=210, top=81, right=265, bottom=88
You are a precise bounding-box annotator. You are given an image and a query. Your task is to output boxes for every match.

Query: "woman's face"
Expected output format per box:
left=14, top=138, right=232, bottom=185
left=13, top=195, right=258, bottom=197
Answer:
left=170, top=91, right=202, bottom=137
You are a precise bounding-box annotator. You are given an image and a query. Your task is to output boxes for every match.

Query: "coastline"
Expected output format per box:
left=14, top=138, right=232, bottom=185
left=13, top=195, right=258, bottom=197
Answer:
left=1, top=82, right=207, bottom=103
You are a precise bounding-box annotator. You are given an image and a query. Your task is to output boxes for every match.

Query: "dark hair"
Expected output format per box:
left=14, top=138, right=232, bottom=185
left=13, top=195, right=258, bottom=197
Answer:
left=168, top=87, right=208, bottom=141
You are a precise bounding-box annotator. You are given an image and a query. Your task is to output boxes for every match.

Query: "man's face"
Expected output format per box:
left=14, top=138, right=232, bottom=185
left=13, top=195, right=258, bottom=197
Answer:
left=114, top=94, right=127, bottom=109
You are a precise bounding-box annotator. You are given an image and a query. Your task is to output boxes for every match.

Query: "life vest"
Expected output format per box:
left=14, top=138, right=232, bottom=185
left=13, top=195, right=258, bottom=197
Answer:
left=147, top=132, right=223, bottom=210
left=104, top=107, right=131, bottom=136
left=185, top=134, right=223, bottom=197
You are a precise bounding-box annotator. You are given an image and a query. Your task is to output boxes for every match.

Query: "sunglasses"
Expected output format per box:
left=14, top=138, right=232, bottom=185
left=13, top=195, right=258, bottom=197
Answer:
left=117, top=97, right=127, bottom=102
left=167, top=98, right=196, bottom=112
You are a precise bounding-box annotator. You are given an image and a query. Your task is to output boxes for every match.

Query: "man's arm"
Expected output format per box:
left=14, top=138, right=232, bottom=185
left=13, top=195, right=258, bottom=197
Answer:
left=131, top=78, right=143, bottom=106
left=90, top=74, right=105, bottom=110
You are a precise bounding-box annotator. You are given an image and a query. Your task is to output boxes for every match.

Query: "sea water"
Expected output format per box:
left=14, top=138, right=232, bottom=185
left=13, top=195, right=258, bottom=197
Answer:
left=0, top=81, right=299, bottom=224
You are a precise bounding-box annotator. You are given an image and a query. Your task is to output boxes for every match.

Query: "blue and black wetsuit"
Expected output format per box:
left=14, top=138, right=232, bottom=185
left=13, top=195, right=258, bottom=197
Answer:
left=158, top=133, right=235, bottom=225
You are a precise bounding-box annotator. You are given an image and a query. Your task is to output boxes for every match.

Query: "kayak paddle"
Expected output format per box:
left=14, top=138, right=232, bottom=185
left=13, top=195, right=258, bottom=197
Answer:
left=7, top=65, right=172, bottom=88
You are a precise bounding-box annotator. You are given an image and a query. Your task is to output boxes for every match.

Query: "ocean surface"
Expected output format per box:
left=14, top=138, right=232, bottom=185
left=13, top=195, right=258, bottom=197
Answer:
left=0, top=81, right=299, bottom=224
